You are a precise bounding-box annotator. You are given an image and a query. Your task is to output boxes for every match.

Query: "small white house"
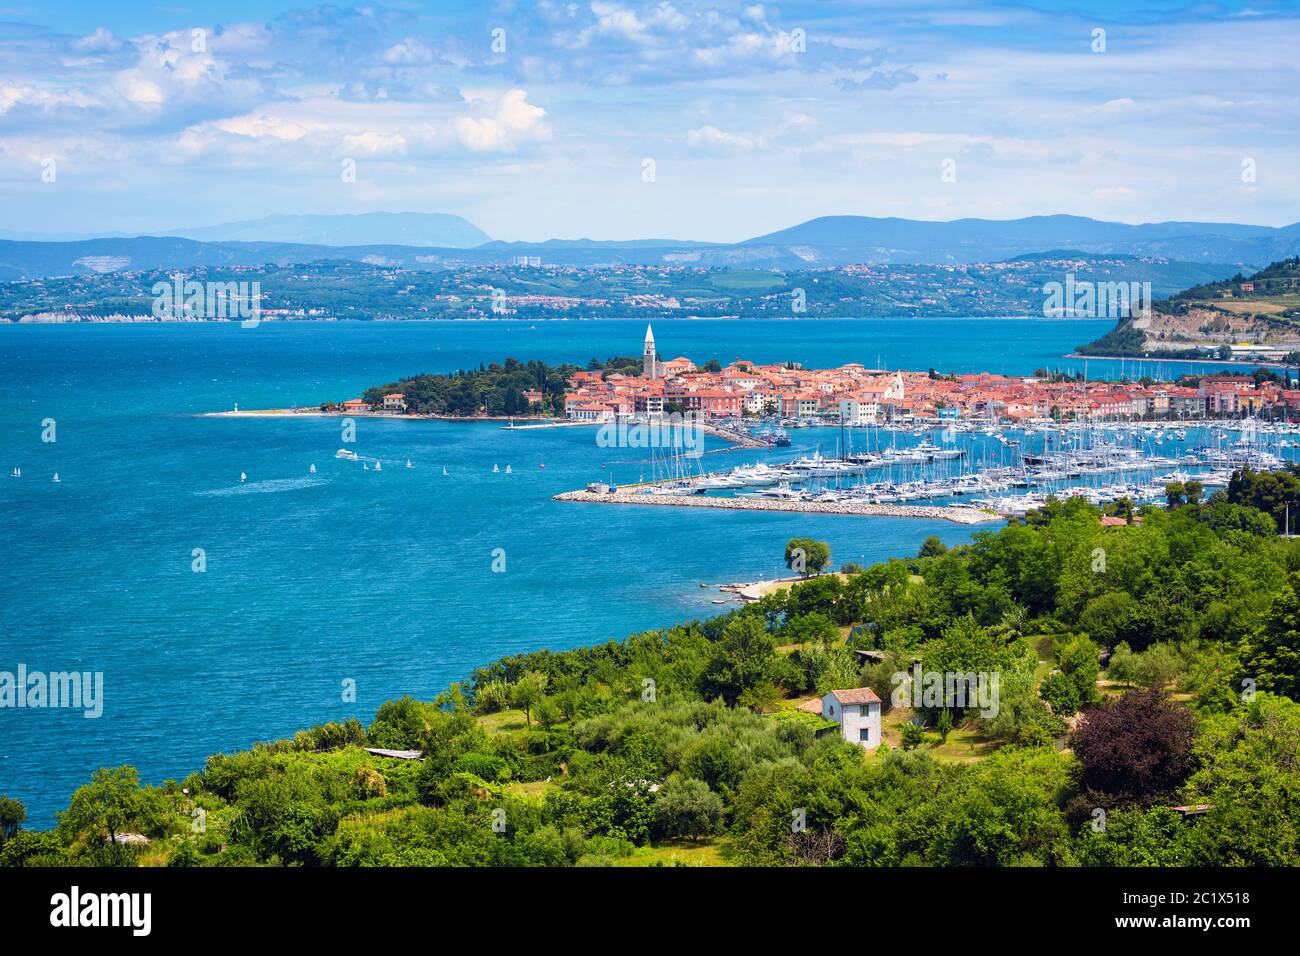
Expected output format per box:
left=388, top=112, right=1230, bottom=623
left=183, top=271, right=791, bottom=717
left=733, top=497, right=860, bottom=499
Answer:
left=821, top=687, right=882, bottom=749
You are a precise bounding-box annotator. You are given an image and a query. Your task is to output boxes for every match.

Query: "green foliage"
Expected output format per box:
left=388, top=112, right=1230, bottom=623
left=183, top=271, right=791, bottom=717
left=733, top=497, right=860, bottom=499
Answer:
left=0, top=796, right=24, bottom=842
left=10, top=479, right=1300, bottom=869
left=785, top=537, right=831, bottom=576
left=653, top=777, right=724, bottom=840
left=1248, top=573, right=1300, bottom=700
left=1227, top=466, right=1300, bottom=534
left=697, top=615, right=779, bottom=706
left=1039, top=671, right=1082, bottom=716
left=918, top=535, right=948, bottom=558
left=900, top=721, right=926, bottom=751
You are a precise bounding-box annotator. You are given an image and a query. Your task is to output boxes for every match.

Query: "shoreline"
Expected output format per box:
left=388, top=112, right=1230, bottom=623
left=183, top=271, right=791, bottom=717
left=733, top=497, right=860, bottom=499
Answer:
left=553, top=489, right=1003, bottom=524
left=1064, top=351, right=1297, bottom=370
left=201, top=408, right=567, bottom=422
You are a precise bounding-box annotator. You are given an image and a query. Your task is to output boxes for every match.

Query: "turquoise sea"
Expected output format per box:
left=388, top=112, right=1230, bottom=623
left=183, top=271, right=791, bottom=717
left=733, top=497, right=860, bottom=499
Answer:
left=0, top=318, right=1243, bottom=823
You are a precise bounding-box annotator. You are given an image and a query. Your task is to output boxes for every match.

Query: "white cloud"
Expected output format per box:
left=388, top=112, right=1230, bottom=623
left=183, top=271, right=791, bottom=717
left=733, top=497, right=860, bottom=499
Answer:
left=73, top=27, right=123, bottom=53
left=383, top=38, right=436, bottom=65
left=686, top=125, right=763, bottom=152
left=454, top=89, right=549, bottom=151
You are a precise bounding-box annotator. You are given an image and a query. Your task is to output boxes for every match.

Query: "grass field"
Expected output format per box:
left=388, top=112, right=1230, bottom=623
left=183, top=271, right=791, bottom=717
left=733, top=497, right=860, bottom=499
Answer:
left=611, top=836, right=733, bottom=867
left=477, top=708, right=532, bottom=735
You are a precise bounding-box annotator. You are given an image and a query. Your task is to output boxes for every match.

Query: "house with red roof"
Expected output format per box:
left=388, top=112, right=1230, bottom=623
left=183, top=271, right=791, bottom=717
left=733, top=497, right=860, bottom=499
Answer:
left=819, top=688, right=882, bottom=749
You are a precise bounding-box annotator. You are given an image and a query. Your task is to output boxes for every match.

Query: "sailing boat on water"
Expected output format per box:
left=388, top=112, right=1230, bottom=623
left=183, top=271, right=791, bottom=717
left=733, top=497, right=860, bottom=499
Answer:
left=492, top=463, right=500, bottom=473
left=10, top=467, right=19, bottom=478
left=239, top=472, right=246, bottom=483
left=375, top=460, right=382, bottom=472
left=405, top=459, right=413, bottom=469
left=309, top=463, right=316, bottom=474
left=505, top=465, right=512, bottom=474
left=442, top=466, right=449, bottom=476
left=52, top=472, right=60, bottom=483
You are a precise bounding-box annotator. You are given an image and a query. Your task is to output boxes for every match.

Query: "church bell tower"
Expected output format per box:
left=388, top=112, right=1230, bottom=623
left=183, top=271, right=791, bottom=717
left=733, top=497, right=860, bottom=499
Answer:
left=643, top=324, right=658, bottom=380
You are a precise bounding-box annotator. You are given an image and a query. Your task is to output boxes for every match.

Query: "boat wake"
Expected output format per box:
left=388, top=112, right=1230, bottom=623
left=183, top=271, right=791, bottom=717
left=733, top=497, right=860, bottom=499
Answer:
left=197, top=477, right=328, bottom=497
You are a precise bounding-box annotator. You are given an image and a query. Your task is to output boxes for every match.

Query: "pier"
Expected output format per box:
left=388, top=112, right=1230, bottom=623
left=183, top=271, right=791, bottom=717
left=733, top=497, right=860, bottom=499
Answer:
left=553, top=489, right=1003, bottom=524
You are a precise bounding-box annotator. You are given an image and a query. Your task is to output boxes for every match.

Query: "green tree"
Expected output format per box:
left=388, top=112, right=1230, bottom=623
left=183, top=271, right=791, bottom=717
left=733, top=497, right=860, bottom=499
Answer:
left=1133, top=643, right=1185, bottom=690
left=1056, top=634, right=1101, bottom=706
left=936, top=709, right=953, bottom=743
left=653, top=777, right=724, bottom=840
left=785, top=538, right=831, bottom=576
left=698, top=615, right=778, bottom=706
left=0, top=796, right=24, bottom=842
left=58, top=766, right=162, bottom=865
left=1247, top=573, right=1300, bottom=699
left=918, top=535, right=948, bottom=558
left=1039, top=671, right=1082, bottom=716
left=510, top=671, right=549, bottom=726
left=1107, top=641, right=1138, bottom=684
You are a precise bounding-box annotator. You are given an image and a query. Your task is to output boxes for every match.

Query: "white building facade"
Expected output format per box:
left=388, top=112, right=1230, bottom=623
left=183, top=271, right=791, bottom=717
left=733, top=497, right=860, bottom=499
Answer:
left=821, top=688, right=882, bottom=749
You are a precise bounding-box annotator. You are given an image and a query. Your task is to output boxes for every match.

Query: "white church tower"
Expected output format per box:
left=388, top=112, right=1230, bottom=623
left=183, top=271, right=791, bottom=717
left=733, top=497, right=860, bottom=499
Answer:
left=643, top=324, right=658, bottom=380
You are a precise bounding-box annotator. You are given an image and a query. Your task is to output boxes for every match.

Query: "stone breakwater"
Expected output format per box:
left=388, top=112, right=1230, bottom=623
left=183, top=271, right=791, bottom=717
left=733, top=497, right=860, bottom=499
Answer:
left=553, top=490, right=1004, bottom=524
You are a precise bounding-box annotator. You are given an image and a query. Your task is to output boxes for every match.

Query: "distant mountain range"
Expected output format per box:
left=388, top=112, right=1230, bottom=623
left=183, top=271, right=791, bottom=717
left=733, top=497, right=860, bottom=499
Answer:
left=169, top=212, right=491, bottom=248
left=741, top=215, right=1300, bottom=268
left=0, top=212, right=491, bottom=248
left=2, top=213, right=1299, bottom=282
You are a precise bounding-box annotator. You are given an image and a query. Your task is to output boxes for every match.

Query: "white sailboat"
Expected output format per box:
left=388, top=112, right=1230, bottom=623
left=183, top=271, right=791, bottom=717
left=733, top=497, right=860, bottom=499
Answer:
left=239, top=472, right=246, bottom=482
left=405, top=459, right=413, bottom=469
left=10, top=467, right=19, bottom=478
left=442, top=466, right=449, bottom=476
left=493, top=463, right=500, bottom=473
left=374, top=460, right=382, bottom=472
left=309, top=463, right=316, bottom=474
left=52, top=472, right=60, bottom=483
left=505, top=465, right=512, bottom=474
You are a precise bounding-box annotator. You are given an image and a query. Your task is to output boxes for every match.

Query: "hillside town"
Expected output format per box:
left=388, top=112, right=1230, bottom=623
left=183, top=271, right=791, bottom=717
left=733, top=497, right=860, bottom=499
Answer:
left=560, top=326, right=1300, bottom=425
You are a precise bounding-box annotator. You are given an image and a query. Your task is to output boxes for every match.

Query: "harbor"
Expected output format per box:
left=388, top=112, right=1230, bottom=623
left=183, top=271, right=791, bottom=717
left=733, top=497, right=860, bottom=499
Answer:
left=553, top=487, right=1002, bottom=523
left=561, top=417, right=1300, bottom=520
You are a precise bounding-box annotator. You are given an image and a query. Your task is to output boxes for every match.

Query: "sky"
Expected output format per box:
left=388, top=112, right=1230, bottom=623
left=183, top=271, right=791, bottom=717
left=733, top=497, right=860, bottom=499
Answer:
left=1, top=0, right=1298, bottom=242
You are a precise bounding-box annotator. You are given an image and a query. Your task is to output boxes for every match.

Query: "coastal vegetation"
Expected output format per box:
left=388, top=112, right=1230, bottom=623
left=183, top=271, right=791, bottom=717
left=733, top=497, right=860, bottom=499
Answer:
left=4, top=471, right=1300, bottom=868
left=1077, top=257, right=1300, bottom=362
left=0, top=256, right=1233, bottom=323
left=353, top=356, right=640, bottom=417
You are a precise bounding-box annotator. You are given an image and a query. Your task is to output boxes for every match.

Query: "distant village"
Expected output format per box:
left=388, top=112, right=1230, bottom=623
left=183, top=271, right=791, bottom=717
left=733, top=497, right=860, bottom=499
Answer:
left=557, top=326, right=1300, bottom=424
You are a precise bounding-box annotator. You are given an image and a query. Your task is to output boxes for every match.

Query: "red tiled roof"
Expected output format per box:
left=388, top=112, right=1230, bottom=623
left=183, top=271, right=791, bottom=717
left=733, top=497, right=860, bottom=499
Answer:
left=829, top=687, right=881, bottom=705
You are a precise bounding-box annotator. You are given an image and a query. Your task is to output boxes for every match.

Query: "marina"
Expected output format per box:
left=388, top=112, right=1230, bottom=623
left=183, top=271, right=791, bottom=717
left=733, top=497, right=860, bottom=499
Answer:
left=563, top=418, right=1300, bottom=519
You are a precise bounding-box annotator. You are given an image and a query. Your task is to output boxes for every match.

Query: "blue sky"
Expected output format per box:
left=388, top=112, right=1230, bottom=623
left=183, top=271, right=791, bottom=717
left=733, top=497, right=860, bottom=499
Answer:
left=1, top=0, right=1298, bottom=241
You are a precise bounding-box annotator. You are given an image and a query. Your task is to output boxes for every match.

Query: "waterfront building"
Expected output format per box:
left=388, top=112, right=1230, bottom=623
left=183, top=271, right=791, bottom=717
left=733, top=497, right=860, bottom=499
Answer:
left=555, top=325, right=1297, bottom=423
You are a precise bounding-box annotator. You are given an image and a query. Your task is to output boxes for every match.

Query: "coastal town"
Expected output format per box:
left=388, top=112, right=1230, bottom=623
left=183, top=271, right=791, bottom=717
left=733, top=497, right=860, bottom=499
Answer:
left=554, top=326, right=1300, bottom=426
